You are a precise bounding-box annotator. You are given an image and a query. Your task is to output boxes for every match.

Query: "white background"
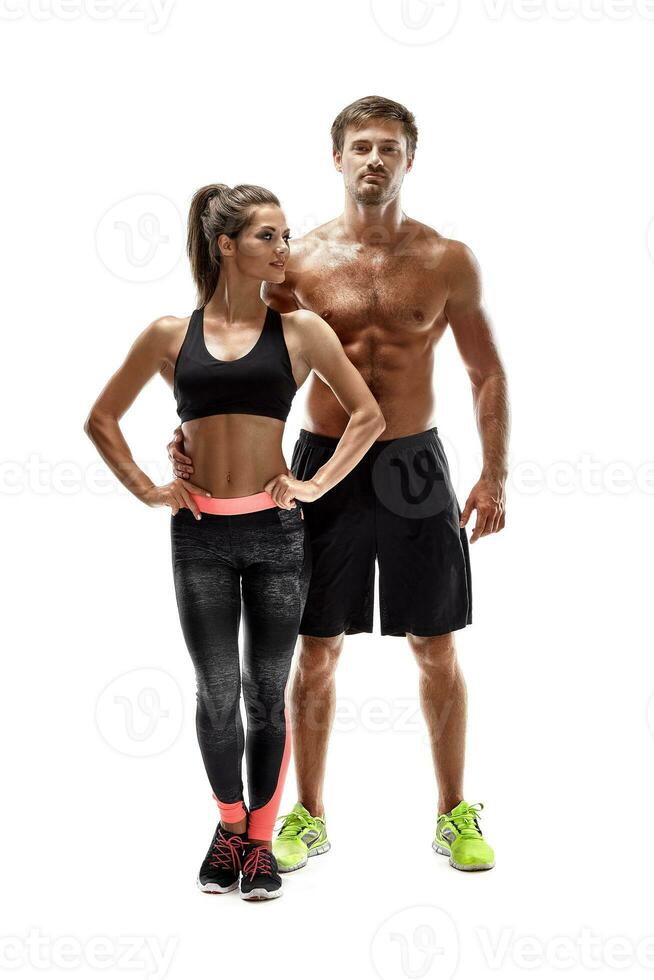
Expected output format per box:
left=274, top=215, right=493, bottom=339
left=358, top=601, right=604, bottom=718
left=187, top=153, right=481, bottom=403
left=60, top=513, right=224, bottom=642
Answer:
left=2, top=0, right=654, bottom=977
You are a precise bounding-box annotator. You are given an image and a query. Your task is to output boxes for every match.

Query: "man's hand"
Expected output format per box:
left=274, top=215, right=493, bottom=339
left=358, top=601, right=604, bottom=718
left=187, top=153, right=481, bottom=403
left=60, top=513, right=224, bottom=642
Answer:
left=167, top=426, right=194, bottom=481
left=459, top=475, right=506, bottom=543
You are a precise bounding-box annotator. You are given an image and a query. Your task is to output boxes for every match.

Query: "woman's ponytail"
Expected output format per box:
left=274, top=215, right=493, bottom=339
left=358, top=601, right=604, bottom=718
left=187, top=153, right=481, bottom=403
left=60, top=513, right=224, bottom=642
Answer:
left=187, top=184, right=228, bottom=308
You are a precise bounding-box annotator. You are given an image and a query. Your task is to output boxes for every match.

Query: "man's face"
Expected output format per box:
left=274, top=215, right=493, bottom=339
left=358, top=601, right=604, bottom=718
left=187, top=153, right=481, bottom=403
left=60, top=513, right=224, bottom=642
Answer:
left=335, top=119, right=413, bottom=206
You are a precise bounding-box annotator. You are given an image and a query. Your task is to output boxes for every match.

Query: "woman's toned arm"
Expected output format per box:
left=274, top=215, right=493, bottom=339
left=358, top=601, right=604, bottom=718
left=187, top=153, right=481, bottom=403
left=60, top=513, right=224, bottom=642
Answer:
left=84, top=317, right=211, bottom=518
left=263, top=310, right=385, bottom=507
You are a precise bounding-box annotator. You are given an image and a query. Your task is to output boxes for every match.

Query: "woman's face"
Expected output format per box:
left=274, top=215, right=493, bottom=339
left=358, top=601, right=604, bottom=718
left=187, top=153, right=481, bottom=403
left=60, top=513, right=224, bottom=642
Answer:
left=220, top=204, right=291, bottom=283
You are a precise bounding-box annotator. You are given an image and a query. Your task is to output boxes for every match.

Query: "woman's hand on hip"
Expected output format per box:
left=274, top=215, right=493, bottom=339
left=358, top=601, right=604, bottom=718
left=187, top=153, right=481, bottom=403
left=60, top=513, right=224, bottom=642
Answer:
left=143, top=478, right=211, bottom=519
left=264, top=472, right=323, bottom=508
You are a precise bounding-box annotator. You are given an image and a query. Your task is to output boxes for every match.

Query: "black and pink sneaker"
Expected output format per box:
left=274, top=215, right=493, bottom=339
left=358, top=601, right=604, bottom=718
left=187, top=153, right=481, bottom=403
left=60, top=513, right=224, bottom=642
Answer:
left=197, top=823, right=244, bottom=893
left=239, top=843, right=283, bottom=901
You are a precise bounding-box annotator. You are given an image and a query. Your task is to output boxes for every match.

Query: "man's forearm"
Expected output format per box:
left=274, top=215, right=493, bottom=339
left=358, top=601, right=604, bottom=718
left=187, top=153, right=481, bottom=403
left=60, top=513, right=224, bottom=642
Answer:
left=473, top=372, right=510, bottom=480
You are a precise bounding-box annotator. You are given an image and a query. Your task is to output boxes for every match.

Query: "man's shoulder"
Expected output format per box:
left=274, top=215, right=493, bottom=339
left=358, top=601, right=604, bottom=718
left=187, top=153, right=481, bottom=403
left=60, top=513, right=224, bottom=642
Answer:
left=290, top=218, right=341, bottom=260
left=409, top=219, right=477, bottom=279
left=277, top=219, right=342, bottom=293
left=439, top=237, right=480, bottom=284
left=404, top=217, right=475, bottom=265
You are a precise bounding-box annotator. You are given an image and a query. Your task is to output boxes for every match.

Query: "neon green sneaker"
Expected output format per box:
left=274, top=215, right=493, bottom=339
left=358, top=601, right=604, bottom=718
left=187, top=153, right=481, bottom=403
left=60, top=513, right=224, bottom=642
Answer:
left=432, top=801, right=495, bottom=872
left=273, top=802, right=330, bottom=873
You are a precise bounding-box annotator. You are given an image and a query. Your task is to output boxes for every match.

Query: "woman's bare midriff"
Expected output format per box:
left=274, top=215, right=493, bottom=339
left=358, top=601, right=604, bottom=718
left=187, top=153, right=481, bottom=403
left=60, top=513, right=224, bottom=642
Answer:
left=180, top=413, right=289, bottom=498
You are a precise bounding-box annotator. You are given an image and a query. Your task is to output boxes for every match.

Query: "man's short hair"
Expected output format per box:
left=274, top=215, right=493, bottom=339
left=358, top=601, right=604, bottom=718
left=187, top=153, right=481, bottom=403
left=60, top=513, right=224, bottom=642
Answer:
left=331, top=95, right=418, bottom=158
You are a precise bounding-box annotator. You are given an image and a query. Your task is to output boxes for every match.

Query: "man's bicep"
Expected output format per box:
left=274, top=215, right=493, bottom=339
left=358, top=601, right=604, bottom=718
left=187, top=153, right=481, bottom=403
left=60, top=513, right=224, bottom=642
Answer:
left=443, top=241, right=483, bottom=320
left=444, top=245, right=504, bottom=385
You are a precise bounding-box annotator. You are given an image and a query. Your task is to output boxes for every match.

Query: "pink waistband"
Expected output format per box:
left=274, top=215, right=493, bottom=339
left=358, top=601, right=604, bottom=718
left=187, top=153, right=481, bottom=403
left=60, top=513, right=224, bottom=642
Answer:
left=191, top=491, right=278, bottom=515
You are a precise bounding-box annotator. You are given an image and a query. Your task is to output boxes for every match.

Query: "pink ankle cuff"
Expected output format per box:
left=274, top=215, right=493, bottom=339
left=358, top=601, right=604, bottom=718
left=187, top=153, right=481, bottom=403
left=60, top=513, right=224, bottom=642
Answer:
left=212, top=793, right=247, bottom=825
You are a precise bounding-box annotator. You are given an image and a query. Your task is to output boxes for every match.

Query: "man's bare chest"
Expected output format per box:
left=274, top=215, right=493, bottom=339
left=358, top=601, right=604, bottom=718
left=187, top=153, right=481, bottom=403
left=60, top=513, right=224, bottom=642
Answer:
left=293, top=250, right=448, bottom=339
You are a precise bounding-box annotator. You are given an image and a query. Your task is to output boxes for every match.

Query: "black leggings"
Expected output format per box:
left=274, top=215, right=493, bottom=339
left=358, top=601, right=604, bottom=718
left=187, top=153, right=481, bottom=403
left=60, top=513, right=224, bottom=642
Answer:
left=170, top=504, right=311, bottom=840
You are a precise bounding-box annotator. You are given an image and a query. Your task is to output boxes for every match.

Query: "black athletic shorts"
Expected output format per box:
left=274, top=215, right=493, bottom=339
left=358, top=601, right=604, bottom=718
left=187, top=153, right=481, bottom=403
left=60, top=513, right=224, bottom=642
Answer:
left=290, top=426, right=472, bottom=638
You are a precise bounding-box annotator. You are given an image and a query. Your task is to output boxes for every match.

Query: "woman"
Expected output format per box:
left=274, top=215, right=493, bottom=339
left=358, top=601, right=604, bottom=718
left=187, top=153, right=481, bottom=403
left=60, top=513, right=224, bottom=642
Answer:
left=84, top=183, right=385, bottom=901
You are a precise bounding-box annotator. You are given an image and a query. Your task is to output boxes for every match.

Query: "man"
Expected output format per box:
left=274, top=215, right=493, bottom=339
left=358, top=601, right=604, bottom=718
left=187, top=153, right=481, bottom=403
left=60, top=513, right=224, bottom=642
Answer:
left=168, top=95, right=509, bottom=873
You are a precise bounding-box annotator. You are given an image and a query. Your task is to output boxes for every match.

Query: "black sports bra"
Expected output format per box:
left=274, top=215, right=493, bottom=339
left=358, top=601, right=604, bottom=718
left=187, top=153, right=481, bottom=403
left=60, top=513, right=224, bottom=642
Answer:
left=173, top=304, right=297, bottom=424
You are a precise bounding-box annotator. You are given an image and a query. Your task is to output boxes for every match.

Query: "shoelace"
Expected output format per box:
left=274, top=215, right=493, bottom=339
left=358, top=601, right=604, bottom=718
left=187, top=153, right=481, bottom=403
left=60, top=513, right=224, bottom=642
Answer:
left=209, top=832, right=244, bottom=872
left=243, top=845, right=274, bottom=880
left=276, top=811, right=310, bottom=840
left=449, top=803, right=484, bottom=839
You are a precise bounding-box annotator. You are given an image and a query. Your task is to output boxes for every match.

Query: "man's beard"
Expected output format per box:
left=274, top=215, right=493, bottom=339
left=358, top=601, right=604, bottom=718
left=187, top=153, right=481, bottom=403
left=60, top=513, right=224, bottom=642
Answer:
left=348, top=174, right=395, bottom=206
